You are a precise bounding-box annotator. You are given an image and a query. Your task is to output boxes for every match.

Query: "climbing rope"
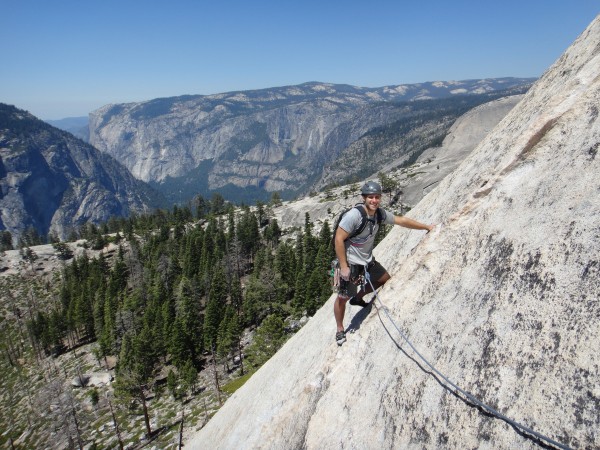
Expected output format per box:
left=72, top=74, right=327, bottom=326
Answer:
left=364, top=271, right=572, bottom=450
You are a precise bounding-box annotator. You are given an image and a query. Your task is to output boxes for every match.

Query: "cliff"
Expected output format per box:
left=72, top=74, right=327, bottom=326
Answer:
left=0, top=105, right=162, bottom=241
left=188, top=14, right=600, bottom=449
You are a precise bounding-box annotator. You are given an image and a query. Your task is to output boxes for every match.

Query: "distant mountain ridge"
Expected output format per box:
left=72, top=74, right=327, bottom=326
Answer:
left=0, top=104, right=164, bottom=242
left=88, top=78, right=535, bottom=204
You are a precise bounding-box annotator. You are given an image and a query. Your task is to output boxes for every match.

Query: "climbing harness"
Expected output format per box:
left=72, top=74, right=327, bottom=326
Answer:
left=364, top=271, right=572, bottom=450
left=330, top=259, right=368, bottom=293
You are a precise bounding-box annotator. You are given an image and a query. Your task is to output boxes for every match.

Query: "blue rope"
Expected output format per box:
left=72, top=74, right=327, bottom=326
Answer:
left=364, top=271, right=571, bottom=450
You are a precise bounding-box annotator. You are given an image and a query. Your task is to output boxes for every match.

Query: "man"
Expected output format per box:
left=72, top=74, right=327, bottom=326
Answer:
left=333, top=180, right=434, bottom=345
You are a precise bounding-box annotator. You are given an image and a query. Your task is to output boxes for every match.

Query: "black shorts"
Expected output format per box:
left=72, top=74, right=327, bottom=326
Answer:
left=338, top=259, right=387, bottom=298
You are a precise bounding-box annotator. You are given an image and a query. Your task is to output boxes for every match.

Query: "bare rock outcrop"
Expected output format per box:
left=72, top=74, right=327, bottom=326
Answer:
left=188, top=14, right=600, bottom=450
left=400, top=94, right=523, bottom=205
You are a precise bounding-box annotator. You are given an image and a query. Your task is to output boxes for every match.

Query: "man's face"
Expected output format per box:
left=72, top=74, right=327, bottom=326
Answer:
left=364, top=194, right=381, bottom=212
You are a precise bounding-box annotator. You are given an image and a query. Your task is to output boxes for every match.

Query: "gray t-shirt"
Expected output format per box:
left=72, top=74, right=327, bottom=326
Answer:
left=339, top=206, right=395, bottom=265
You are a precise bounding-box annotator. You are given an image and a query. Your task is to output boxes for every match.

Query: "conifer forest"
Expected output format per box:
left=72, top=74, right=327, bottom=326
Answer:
left=0, top=195, right=356, bottom=448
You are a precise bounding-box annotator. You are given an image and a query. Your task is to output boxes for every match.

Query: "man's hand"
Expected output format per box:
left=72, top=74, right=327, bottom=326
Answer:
left=340, top=266, right=350, bottom=280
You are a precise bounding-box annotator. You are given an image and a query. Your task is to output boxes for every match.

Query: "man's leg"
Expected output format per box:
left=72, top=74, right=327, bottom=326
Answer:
left=365, top=271, right=390, bottom=293
left=334, top=295, right=349, bottom=332
left=362, top=261, right=390, bottom=301
left=334, top=278, right=357, bottom=344
left=349, top=271, right=388, bottom=307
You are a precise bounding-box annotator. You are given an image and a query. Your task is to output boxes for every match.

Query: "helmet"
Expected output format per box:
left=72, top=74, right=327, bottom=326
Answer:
left=360, top=180, right=382, bottom=195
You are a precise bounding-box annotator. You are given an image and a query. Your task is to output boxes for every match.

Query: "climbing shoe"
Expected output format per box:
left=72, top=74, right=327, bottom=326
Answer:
left=336, top=330, right=346, bottom=346
left=349, top=296, right=368, bottom=308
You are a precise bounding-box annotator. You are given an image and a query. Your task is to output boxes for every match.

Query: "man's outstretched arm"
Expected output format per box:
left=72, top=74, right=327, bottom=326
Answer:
left=393, top=216, right=435, bottom=232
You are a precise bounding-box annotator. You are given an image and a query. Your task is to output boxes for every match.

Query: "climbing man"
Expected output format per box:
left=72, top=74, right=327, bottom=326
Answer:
left=333, top=180, right=434, bottom=345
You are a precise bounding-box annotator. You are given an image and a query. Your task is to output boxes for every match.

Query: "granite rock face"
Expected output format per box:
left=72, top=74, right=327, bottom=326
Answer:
left=188, top=15, right=600, bottom=450
left=0, top=105, right=161, bottom=242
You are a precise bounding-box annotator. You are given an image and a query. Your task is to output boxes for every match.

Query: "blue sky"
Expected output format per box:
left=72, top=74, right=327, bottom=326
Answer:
left=1, top=1, right=598, bottom=119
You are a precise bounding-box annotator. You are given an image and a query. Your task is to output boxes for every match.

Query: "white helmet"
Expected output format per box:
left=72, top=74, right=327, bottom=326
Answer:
left=360, top=181, right=382, bottom=195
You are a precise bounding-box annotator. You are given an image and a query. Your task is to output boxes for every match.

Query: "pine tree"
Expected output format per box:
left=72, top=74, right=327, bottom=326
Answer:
left=173, top=277, right=203, bottom=366
left=294, top=232, right=304, bottom=275
left=194, top=194, right=207, bottom=219
left=378, top=171, right=399, bottom=203
left=147, top=278, right=169, bottom=360
left=19, top=226, right=44, bottom=247
left=198, top=217, right=219, bottom=289
left=319, top=220, right=333, bottom=256
left=305, top=247, right=331, bottom=315
left=229, top=273, right=243, bottom=313
left=237, top=206, right=260, bottom=257
left=264, top=218, right=281, bottom=246
left=302, top=213, right=318, bottom=273
left=161, top=299, right=175, bottom=358
left=74, top=284, right=95, bottom=340
left=254, top=200, right=264, bottom=225
left=292, top=267, right=307, bottom=313
left=245, top=314, right=286, bottom=369
left=242, top=276, right=268, bottom=327
left=253, top=247, right=268, bottom=277
left=228, top=311, right=244, bottom=374
left=183, top=228, right=204, bottom=279
left=169, top=316, right=191, bottom=369
left=210, top=192, right=226, bottom=215
left=275, top=241, right=297, bottom=293
left=167, top=368, right=179, bottom=399
left=269, top=191, right=282, bottom=207
left=52, top=241, right=73, bottom=260
left=181, top=359, right=198, bottom=397
left=108, top=253, right=128, bottom=299
left=21, top=247, right=38, bottom=271
left=204, top=267, right=227, bottom=350
left=226, top=204, right=236, bottom=245
left=216, top=306, right=234, bottom=371
left=214, top=221, right=227, bottom=256
left=133, top=324, right=158, bottom=381
left=98, top=293, right=117, bottom=364
left=114, top=331, right=155, bottom=438
left=0, top=230, right=13, bottom=251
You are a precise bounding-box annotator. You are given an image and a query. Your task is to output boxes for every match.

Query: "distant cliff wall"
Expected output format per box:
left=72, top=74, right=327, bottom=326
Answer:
left=88, top=79, right=533, bottom=203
